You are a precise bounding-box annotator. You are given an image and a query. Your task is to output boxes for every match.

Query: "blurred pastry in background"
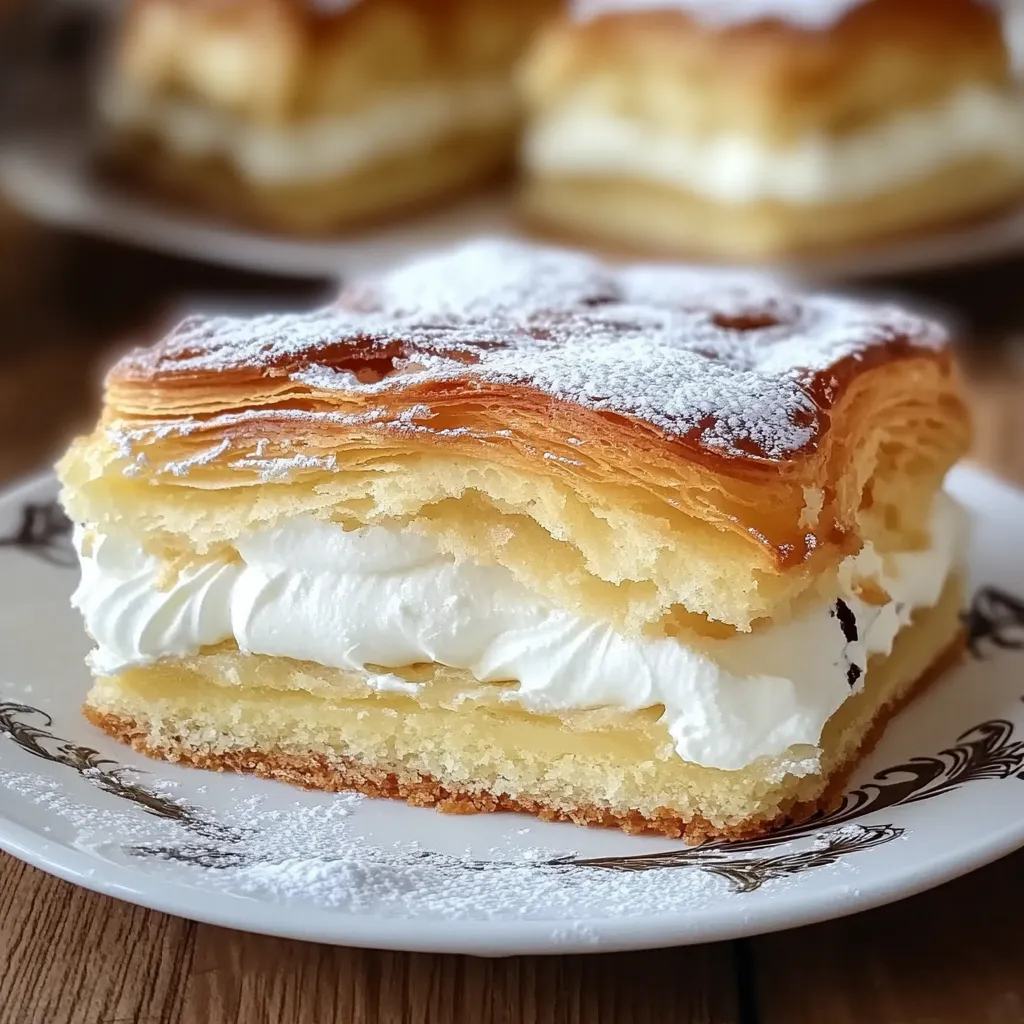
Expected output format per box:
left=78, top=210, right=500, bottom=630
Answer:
left=99, top=0, right=558, bottom=234
left=519, top=0, right=1024, bottom=260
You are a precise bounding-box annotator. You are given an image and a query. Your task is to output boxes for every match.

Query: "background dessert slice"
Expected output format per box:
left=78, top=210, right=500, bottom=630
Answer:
left=99, top=0, right=559, bottom=233
left=59, top=240, right=971, bottom=839
left=519, top=0, right=1024, bottom=259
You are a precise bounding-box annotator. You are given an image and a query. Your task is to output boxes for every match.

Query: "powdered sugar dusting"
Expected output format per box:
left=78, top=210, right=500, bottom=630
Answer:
left=351, top=239, right=619, bottom=321
left=163, top=438, right=230, bottom=477
left=112, top=239, right=947, bottom=463
left=570, top=0, right=867, bottom=30
left=307, top=0, right=359, bottom=13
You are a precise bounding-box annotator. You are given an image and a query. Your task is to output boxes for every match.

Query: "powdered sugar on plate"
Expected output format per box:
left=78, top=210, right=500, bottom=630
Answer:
left=110, top=239, right=946, bottom=464
left=0, top=764, right=736, bottom=921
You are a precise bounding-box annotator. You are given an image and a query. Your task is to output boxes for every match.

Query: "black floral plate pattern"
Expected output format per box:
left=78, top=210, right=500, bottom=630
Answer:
left=0, top=498, right=74, bottom=567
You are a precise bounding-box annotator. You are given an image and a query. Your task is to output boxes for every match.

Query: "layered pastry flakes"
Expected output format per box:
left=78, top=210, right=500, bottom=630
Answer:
left=100, top=0, right=558, bottom=232
left=59, top=240, right=971, bottom=840
left=520, top=0, right=1024, bottom=259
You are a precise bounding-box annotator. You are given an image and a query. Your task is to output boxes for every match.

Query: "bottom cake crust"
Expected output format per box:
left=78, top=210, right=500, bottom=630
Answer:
left=84, top=633, right=964, bottom=844
left=521, top=155, right=1024, bottom=261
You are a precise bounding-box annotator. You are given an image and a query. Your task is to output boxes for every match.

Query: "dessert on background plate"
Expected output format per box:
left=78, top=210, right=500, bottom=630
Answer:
left=98, top=0, right=558, bottom=234
left=58, top=239, right=970, bottom=841
left=519, top=0, right=1024, bottom=259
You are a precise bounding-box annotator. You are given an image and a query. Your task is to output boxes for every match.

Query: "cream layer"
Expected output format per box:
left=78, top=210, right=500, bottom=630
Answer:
left=524, top=86, right=1024, bottom=204
left=101, top=77, right=518, bottom=184
left=71, top=493, right=964, bottom=772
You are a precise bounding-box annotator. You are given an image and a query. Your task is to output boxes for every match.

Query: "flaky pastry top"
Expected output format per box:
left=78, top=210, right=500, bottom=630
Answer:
left=115, top=0, right=559, bottom=121
left=60, top=239, right=969, bottom=630
left=109, top=238, right=946, bottom=459
left=524, top=0, right=1009, bottom=139
left=109, top=243, right=963, bottom=521
left=569, top=0, right=989, bottom=31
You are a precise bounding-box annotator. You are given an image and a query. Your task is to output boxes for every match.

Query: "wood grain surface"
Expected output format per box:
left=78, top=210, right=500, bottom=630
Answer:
left=2, top=232, right=1024, bottom=1024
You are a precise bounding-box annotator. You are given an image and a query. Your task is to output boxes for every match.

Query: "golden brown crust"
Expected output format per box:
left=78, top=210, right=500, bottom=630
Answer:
left=126, top=0, right=549, bottom=31
left=116, top=0, right=560, bottom=122
left=525, top=0, right=1009, bottom=138
left=76, top=241, right=966, bottom=572
left=82, top=632, right=965, bottom=843
left=56, top=242, right=968, bottom=631
left=572, top=0, right=1005, bottom=70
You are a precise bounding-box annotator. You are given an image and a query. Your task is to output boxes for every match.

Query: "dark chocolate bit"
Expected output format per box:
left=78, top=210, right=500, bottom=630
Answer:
left=847, top=663, right=863, bottom=688
left=834, top=598, right=858, bottom=644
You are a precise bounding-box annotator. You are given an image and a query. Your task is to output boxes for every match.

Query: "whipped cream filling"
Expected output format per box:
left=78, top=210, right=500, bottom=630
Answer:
left=524, top=86, right=1024, bottom=204
left=100, top=78, right=517, bottom=184
left=72, top=493, right=964, bottom=772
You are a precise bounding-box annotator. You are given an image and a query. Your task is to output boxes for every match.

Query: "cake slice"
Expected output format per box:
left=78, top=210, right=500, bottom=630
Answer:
left=58, top=240, right=970, bottom=840
left=99, top=0, right=558, bottom=233
left=519, top=0, right=1024, bottom=258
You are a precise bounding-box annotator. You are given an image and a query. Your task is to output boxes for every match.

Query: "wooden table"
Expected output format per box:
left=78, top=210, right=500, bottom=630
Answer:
left=3, top=226, right=1024, bottom=1024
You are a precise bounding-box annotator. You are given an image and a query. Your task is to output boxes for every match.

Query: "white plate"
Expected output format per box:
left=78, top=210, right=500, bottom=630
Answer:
left=2, top=466, right=1024, bottom=956
left=4, top=126, right=1024, bottom=282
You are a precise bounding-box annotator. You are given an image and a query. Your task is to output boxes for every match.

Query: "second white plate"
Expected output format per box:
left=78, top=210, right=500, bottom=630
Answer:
left=4, top=126, right=1024, bottom=282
